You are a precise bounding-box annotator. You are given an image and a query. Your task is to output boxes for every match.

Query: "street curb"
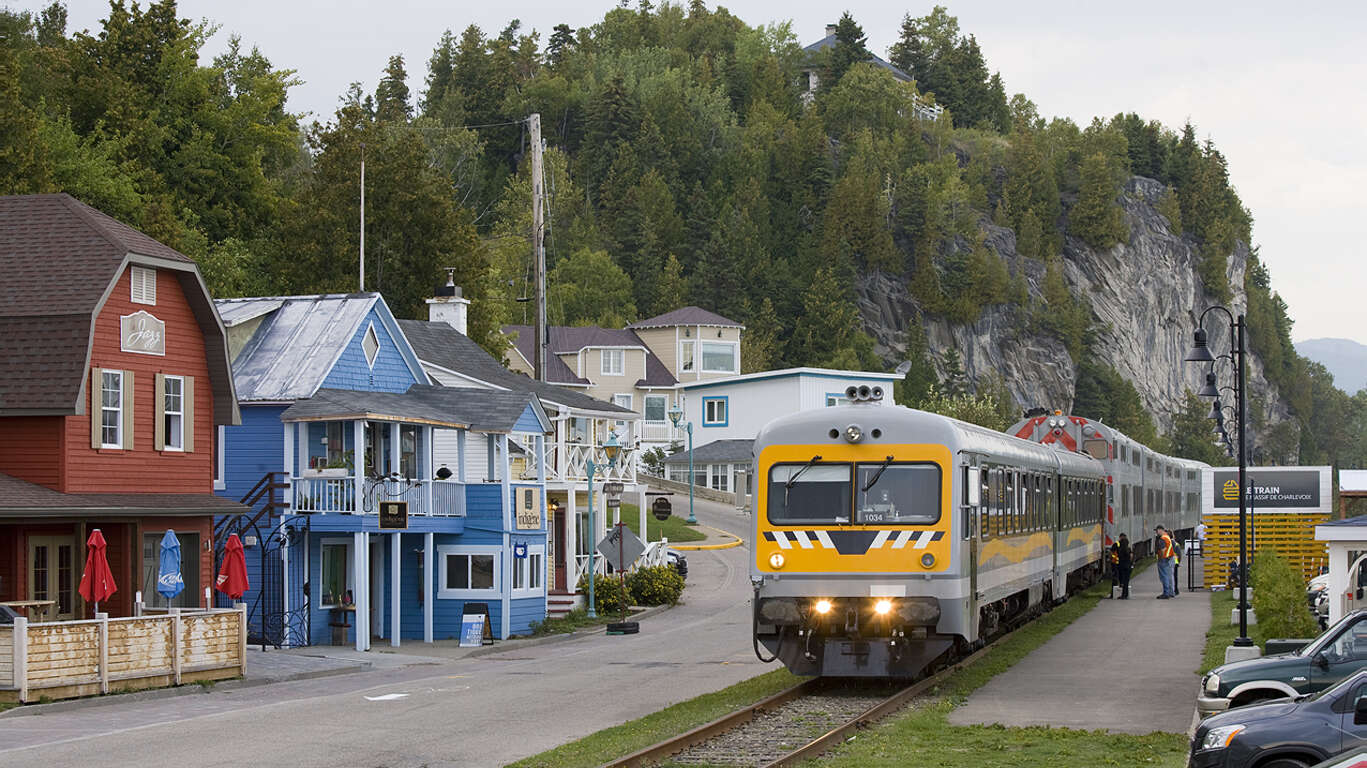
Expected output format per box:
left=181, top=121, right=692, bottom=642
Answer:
left=463, top=603, right=676, bottom=658
left=674, top=525, right=743, bottom=550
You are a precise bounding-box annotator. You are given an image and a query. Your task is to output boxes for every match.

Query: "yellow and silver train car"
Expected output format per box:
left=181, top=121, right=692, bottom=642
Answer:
left=751, top=386, right=1106, bottom=678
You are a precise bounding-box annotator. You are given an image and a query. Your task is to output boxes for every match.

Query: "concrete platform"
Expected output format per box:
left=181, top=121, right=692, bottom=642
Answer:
left=948, top=564, right=1210, bottom=735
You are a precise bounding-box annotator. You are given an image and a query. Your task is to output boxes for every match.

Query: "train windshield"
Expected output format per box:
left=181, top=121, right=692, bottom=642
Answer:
left=856, top=463, right=941, bottom=524
left=767, top=463, right=852, bottom=524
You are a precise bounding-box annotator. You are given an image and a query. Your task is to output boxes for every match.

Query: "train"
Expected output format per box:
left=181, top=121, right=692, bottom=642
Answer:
left=749, top=388, right=1205, bottom=678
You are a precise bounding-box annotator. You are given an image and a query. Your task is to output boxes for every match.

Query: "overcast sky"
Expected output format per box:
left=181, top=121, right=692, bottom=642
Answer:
left=18, top=1, right=1367, bottom=345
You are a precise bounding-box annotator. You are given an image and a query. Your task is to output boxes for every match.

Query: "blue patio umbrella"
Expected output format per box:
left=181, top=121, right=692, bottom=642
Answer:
left=156, top=529, right=184, bottom=602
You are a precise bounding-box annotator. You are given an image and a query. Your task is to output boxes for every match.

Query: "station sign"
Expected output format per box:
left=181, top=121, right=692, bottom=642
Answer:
left=1208, top=466, right=1329, bottom=512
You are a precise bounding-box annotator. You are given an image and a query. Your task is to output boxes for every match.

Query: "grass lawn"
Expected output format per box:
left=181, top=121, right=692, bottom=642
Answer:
left=612, top=502, right=706, bottom=543
left=1198, top=588, right=1299, bottom=674
left=512, top=577, right=1190, bottom=768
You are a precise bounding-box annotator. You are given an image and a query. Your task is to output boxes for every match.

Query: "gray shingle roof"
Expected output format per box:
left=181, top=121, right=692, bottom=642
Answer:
left=279, top=385, right=550, bottom=434
left=0, top=194, right=236, bottom=422
left=801, top=35, right=912, bottom=82
left=0, top=472, right=246, bottom=517
left=503, top=325, right=590, bottom=385
left=397, top=320, right=637, bottom=416
left=627, top=306, right=743, bottom=330
left=503, top=324, right=677, bottom=389
left=664, top=439, right=755, bottom=464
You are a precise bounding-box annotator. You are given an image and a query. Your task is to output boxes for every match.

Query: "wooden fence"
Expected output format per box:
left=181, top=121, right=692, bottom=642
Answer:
left=0, top=605, right=246, bottom=704
left=1200, top=512, right=1329, bottom=587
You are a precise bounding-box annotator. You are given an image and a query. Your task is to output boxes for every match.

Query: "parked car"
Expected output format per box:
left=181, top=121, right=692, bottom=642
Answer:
left=665, top=548, right=688, bottom=580
left=1189, top=668, right=1367, bottom=768
left=1199, top=610, right=1367, bottom=718
left=1308, top=746, right=1367, bottom=768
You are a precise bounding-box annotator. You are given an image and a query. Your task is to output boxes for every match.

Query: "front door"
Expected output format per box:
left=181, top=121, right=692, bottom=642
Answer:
left=27, top=535, right=76, bottom=620
left=551, top=506, right=567, bottom=591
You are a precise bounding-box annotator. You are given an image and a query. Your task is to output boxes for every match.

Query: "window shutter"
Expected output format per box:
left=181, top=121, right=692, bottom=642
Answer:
left=122, top=370, right=135, bottom=451
left=154, top=373, right=166, bottom=451
left=183, top=375, right=195, bottom=453
left=90, top=367, right=103, bottom=449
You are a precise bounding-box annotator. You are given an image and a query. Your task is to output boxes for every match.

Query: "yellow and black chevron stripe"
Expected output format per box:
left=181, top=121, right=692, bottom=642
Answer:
left=763, top=529, right=945, bottom=555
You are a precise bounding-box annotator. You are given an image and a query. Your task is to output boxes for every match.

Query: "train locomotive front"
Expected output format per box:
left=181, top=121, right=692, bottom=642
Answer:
left=750, top=387, right=1106, bottom=678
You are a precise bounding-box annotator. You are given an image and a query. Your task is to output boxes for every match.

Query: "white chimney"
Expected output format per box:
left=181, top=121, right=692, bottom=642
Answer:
left=826, top=23, right=837, bottom=37
left=427, top=270, right=470, bottom=335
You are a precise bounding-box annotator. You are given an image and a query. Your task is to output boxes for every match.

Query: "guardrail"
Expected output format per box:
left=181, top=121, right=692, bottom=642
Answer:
left=0, top=606, right=246, bottom=704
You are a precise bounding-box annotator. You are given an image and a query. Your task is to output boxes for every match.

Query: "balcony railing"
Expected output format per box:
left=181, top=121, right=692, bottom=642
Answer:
left=638, top=421, right=676, bottom=443
left=291, top=475, right=466, bottom=516
left=524, top=441, right=638, bottom=485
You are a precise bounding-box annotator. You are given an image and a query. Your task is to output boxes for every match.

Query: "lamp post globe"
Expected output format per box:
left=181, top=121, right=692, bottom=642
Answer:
left=667, top=404, right=697, bottom=525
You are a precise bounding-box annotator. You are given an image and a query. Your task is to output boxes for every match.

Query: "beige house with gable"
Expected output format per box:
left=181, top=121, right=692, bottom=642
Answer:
left=504, top=307, right=744, bottom=454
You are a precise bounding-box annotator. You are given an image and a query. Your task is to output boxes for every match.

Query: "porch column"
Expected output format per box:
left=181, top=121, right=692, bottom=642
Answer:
left=566, top=487, right=578, bottom=589
left=457, top=429, right=467, bottom=483
left=390, top=532, right=401, bottom=647
left=284, top=422, right=295, bottom=506
left=499, top=436, right=512, bottom=640
left=423, top=532, right=434, bottom=643
left=353, top=531, right=368, bottom=652
left=389, top=422, right=401, bottom=479
left=353, top=421, right=365, bottom=513
left=638, top=486, right=647, bottom=543
left=487, top=434, right=497, bottom=483
left=422, top=426, right=434, bottom=517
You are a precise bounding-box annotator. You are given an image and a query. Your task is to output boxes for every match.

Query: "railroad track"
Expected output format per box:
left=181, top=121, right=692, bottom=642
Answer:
left=603, top=633, right=1008, bottom=768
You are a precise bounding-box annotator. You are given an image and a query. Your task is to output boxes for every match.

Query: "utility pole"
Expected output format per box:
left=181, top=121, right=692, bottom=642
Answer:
left=359, top=143, right=366, bottom=292
left=529, top=113, right=547, bottom=382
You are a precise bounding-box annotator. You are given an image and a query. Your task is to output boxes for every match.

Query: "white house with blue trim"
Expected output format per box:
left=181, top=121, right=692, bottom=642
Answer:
left=213, top=293, right=552, bottom=649
left=670, top=368, right=901, bottom=493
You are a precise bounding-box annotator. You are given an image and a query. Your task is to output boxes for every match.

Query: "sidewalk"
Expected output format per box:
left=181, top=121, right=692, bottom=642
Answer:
left=948, top=564, right=1210, bottom=735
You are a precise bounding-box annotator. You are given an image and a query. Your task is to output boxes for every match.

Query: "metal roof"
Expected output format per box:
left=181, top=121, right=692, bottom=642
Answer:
left=0, top=473, right=246, bottom=517
left=664, top=439, right=755, bottom=464
left=216, top=294, right=422, bottom=402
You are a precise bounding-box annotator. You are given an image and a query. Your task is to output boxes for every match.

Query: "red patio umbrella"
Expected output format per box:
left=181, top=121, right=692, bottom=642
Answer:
left=215, top=533, right=250, bottom=600
left=78, top=528, right=117, bottom=614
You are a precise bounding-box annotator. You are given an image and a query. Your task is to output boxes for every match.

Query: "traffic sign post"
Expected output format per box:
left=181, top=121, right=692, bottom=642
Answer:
left=598, top=522, right=645, bottom=635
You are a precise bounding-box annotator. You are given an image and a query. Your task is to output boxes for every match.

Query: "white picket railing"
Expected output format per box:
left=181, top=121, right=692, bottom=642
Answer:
left=292, top=476, right=466, bottom=516
left=527, top=442, right=638, bottom=485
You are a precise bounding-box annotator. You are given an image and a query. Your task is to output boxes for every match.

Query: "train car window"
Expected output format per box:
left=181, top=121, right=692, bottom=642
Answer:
left=766, top=463, right=851, bottom=525
left=980, top=469, right=991, bottom=539
left=855, top=463, right=941, bottom=524
left=1025, top=474, right=1035, bottom=531
left=1083, top=438, right=1107, bottom=460
left=1005, top=473, right=1015, bottom=534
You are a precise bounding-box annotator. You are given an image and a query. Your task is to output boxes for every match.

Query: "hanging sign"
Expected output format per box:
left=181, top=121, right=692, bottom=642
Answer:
left=1210, top=468, right=1325, bottom=510
left=652, top=497, right=673, bottom=521
left=120, top=311, right=165, bottom=355
left=378, top=501, right=408, bottom=530
left=516, top=487, right=542, bottom=530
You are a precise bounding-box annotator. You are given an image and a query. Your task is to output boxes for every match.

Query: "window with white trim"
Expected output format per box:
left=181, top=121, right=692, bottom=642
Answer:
left=438, top=546, right=500, bottom=598
left=130, top=266, right=156, bottom=305
left=362, top=324, right=380, bottom=368
left=512, top=545, right=546, bottom=595
left=214, top=426, right=226, bottom=490
left=703, top=397, right=727, bottom=426
left=700, top=342, right=737, bottom=373
left=101, top=371, right=123, bottom=448
left=644, top=394, right=667, bottom=423
left=679, top=341, right=695, bottom=372
left=601, top=348, right=624, bottom=376
left=163, top=375, right=184, bottom=450
left=612, top=393, right=633, bottom=433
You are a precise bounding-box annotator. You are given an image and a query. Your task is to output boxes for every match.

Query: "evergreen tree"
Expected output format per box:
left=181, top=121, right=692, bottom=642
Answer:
left=1169, top=390, right=1228, bottom=465
left=653, top=252, right=688, bottom=316
left=941, top=348, right=969, bottom=396
left=822, top=12, right=868, bottom=90
left=420, top=31, right=455, bottom=115
left=1070, top=152, right=1128, bottom=249
left=548, top=248, right=637, bottom=327
left=740, top=296, right=781, bottom=373
left=375, top=55, right=412, bottom=123
left=547, top=24, right=575, bottom=67
left=895, top=314, right=938, bottom=406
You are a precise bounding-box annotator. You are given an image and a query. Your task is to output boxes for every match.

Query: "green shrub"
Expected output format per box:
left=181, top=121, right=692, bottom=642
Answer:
left=576, top=572, right=630, bottom=615
left=1250, top=551, right=1318, bottom=639
left=626, top=565, right=685, bottom=606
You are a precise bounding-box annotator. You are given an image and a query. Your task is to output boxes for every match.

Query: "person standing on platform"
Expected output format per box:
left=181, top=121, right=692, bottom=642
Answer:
left=1107, top=542, right=1120, bottom=597
left=1171, top=530, right=1183, bottom=596
left=1116, top=533, right=1132, bottom=599
left=1155, top=525, right=1176, bottom=599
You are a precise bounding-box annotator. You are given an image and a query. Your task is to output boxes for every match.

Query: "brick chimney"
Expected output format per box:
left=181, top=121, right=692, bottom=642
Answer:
left=426, top=270, right=470, bottom=335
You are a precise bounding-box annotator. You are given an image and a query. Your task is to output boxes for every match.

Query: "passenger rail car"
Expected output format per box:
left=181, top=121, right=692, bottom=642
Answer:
left=751, top=386, right=1106, bottom=678
left=1008, top=412, right=1206, bottom=558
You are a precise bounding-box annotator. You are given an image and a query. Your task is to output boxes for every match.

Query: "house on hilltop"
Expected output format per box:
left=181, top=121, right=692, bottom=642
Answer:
left=799, top=23, right=943, bottom=121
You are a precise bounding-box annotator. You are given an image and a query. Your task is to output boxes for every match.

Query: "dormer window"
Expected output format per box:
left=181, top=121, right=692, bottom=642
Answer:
left=362, top=324, right=380, bottom=368
left=601, top=348, right=624, bottom=376
left=130, top=266, right=156, bottom=305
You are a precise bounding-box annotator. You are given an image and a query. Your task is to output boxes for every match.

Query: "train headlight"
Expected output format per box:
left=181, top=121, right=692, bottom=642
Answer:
left=844, top=424, right=863, bottom=443
left=874, top=599, right=893, bottom=616
left=769, top=552, right=785, bottom=569
left=813, top=599, right=833, bottom=615
left=920, top=553, right=936, bottom=568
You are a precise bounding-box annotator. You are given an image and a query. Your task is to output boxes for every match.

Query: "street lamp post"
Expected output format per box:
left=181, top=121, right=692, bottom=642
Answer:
left=1186, top=307, right=1253, bottom=649
left=584, top=430, right=621, bottom=619
left=667, top=403, right=696, bottom=525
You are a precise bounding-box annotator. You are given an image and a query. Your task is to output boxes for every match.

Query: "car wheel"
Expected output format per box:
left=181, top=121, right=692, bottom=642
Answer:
left=1258, top=760, right=1310, bottom=768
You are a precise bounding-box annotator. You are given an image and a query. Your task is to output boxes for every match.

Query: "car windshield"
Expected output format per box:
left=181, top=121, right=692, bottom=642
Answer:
left=1298, top=613, right=1365, bottom=657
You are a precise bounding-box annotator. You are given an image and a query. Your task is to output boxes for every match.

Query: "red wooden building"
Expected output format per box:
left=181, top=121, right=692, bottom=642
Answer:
left=0, top=194, right=243, bottom=619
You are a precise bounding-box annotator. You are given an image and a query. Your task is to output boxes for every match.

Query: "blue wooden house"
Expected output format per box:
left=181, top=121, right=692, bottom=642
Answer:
left=213, top=293, right=551, bottom=649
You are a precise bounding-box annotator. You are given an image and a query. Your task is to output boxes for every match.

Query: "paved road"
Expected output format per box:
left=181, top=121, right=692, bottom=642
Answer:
left=0, top=497, right=770, bottom=768
left=949, top=563, right=1210, bottom=735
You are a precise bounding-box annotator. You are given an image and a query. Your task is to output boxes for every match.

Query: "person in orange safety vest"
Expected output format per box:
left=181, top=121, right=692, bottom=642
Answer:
left=1155, top=525, right=1176, bottom=599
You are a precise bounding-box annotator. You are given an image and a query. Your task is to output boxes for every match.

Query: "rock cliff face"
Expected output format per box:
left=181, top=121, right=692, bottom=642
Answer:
left=856, top=176, right=1292, bottom=442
